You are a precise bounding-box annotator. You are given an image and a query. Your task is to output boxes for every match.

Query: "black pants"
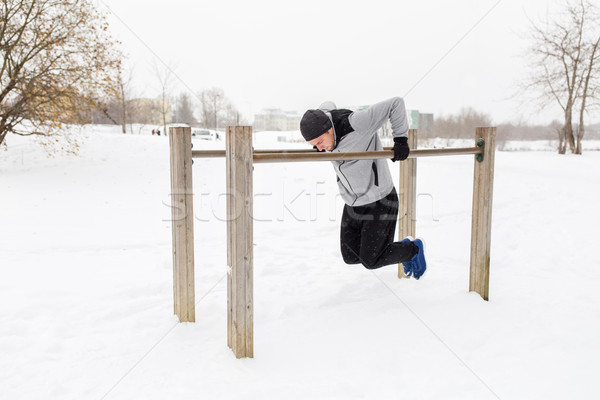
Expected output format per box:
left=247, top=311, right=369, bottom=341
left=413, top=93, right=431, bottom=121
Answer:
left=340, top=187, right=417, bottom=270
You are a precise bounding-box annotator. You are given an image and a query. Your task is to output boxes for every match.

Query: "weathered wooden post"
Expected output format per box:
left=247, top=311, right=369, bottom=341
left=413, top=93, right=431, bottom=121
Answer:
left=226, top=126, right=254, bottom=358
left=469, top=127, right=496, bottom=300
left=169, top=126, right=195, bottom=322
left=398, top=129, right=418, bottom=278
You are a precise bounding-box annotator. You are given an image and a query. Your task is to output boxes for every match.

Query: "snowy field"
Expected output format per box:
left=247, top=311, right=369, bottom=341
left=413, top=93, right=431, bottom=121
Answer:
left=1, top=127, right=600, bottom=400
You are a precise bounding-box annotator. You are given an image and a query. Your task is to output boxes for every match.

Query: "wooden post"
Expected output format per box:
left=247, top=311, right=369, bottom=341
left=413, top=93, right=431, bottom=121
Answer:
left=469, top=127, right=496, bottom=300
left=169, top=127, right=195, bottom=322
left=398, top=129, right=418, bottom=278
left=226, top=126, right=254, bottom=358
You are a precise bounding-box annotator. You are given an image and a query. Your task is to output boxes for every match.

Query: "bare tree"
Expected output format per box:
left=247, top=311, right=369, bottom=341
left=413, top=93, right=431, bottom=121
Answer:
left=197, top=87, right=245, bottom=130
left=524, top=0, right=600, bottom=154
left=221, top=101, right=248, bottom=127
left=0, top=0, right=121, bottom=148
left=198, top=87, right=222, bottom=130
left=152, top=61, right=176, bottom=136
left=576, top=31, right=600, bottom=153
left=173, top=92, right=197, bottom=125
left=116, top=64, right=136, bottom=134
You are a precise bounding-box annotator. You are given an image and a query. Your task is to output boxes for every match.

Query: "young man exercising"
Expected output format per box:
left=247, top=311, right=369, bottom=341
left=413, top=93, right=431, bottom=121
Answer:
left=299, top=97, right=426, bottom=279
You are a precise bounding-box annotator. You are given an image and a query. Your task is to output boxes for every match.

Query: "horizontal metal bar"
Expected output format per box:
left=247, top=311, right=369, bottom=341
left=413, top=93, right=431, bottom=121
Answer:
left=191, top=148, right=336, bottom=158
left=192, top=147, right=483, bottom=161
left=192, top=150, right=225, bottom=158
left=254, top=147, right=395, bottom=153
left=253, top=147, right=483, bottom=163
left=192, top=147, right=394, bottom=158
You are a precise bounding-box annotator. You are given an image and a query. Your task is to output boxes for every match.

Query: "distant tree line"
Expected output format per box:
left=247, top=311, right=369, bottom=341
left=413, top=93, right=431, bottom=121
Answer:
left=425, top=107, right=600, bottom=147
left=429, top=108, right=493, bottom=139
left=91, top=86, right=246, bottom=134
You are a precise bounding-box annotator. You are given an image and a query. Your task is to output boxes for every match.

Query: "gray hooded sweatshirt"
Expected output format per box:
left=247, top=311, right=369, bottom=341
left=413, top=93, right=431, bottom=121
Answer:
left=319, top=97, right=409, bottom=207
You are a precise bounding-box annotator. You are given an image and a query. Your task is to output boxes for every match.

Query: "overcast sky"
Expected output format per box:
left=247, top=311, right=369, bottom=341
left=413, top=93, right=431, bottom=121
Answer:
left=98, top=0, right=581, bottom=125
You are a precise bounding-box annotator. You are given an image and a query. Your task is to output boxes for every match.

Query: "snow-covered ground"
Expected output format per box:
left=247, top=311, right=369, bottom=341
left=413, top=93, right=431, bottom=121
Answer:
left=1, top=127, right=599, bottom=400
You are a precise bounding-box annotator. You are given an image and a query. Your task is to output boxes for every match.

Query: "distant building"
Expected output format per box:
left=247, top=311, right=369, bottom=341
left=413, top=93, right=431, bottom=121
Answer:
left=286, top=113, right=302, bottom=131
left=254, top=109, right=301, bottom=131
left=418, top=113, right=434, bottom=137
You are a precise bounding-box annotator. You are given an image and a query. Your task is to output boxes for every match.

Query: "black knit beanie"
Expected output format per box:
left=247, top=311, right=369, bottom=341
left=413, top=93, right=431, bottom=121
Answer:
left=300, top=109, right=332, bottom=141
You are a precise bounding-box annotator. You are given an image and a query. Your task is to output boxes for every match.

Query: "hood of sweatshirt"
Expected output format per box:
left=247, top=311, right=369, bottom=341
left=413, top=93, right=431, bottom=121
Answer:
left=318, top=101, right=354, bottom=149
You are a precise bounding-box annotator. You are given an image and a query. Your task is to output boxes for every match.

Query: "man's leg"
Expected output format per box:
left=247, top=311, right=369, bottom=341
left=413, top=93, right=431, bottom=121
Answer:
left=340, top=203, right=362, bottom=264
left=358, top=188, right=418, bottom=269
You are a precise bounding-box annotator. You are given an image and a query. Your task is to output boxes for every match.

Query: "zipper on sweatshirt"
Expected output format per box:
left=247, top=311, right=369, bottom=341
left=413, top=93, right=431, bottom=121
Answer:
left=372, top=162, right=379, bottom=186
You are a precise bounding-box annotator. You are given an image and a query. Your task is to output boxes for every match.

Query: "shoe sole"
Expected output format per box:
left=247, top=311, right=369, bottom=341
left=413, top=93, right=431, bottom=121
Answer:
left=413, top=238, right=427, bottom=280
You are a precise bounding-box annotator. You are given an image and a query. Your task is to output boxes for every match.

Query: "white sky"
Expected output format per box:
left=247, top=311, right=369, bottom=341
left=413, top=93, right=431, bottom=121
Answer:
left=98, top=0, right=580, bottom=125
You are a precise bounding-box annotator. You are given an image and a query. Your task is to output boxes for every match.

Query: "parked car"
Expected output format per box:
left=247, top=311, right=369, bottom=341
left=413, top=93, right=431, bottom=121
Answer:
left=191, top=128, right=220, bottom=140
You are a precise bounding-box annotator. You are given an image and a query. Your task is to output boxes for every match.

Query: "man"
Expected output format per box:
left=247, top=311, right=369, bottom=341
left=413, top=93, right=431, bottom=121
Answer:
left=299, top=97, right=426, bottom=279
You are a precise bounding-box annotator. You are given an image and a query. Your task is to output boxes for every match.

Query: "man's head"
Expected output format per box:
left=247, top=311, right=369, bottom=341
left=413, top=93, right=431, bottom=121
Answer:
left=308, top=127, right=335, bottom=151
left=300, top=109, right=334, bottom=151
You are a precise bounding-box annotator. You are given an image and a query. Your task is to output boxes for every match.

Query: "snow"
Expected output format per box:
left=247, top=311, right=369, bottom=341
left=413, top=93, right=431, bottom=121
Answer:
left=1, top=127, right=599, bottom=399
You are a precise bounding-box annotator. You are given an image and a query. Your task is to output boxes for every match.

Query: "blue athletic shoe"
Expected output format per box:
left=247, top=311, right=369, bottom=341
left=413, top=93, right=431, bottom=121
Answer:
left=410, top=238, right=427, bottom=280
left=400, top=237, right=427, bottom=280
left=400, top=237, right=416, bottom=277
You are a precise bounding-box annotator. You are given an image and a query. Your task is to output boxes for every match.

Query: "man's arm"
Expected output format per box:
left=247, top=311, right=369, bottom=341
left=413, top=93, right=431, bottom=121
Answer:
left=348, top=97, right=409, bottom=139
